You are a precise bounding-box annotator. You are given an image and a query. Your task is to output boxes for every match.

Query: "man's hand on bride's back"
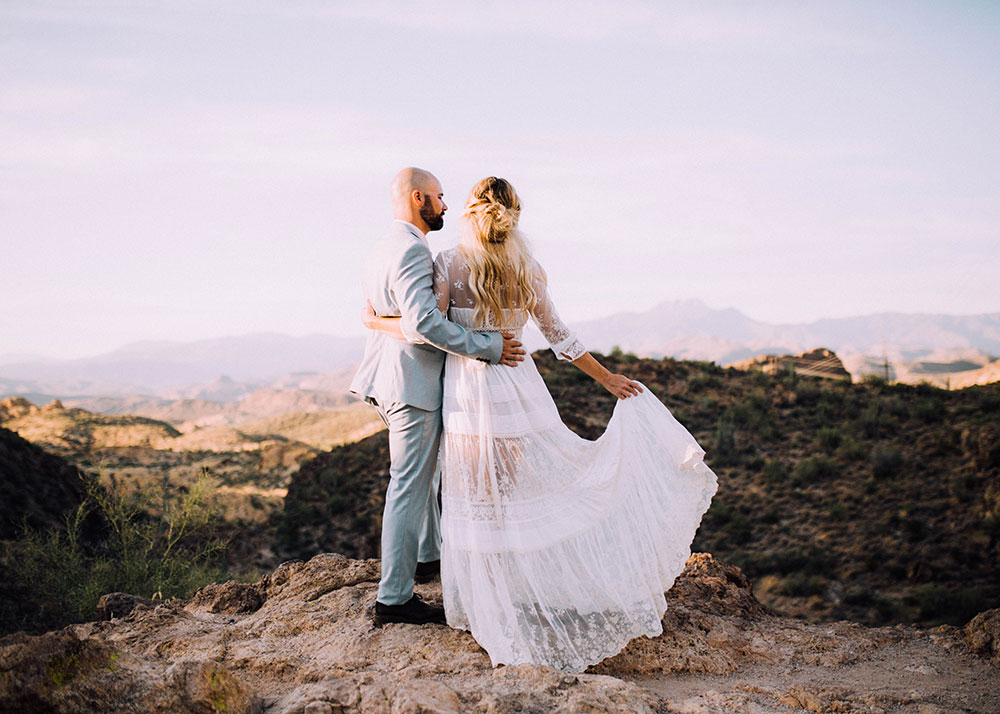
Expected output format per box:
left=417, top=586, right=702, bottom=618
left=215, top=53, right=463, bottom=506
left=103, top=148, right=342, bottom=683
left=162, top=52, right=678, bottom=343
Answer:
left=500, top=332, right=526, bottom=367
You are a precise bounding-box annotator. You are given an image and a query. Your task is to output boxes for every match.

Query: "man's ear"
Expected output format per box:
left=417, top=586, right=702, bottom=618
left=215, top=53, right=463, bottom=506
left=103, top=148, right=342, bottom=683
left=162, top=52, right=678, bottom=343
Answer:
left=411, top=190, right=423, bottom=206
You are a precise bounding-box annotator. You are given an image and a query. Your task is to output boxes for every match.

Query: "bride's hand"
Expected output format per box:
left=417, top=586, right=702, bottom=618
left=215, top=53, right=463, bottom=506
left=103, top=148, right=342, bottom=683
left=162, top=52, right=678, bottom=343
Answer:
left=361, top=300, right=377, bottom=329
left=602, top=374, right=643, bottom=399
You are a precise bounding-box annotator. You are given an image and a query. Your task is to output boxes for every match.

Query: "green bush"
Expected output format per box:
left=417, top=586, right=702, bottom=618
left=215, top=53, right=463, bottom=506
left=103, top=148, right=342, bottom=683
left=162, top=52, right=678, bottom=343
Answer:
left=779, top=573, right=828, bottom=597
left=858, top=403, right=884, bottom=438
left=793, top=455, right=838, bottom=484
left=815, top=426, right=842, bottom=450
left=914, top=396, right=943, bottom=423
left=711, top=416, right=740, bottom=467
left=835, top=436, right=868, bottom=461
left=871, top=445, right=903, bottom=479
left=911, top=584, right=989, bottom=625
left=861, top=373, right=889, bottom=388
left=761, top=459, right=786, bottom=483
left=2, top=470, right=232, bottom=636
left=793, top=381, right=821, bottom=405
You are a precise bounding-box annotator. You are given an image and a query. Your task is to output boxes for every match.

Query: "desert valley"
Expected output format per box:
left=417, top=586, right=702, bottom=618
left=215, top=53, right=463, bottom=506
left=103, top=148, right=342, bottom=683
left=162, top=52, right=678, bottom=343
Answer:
left=1, top=305, right=999, bottom=712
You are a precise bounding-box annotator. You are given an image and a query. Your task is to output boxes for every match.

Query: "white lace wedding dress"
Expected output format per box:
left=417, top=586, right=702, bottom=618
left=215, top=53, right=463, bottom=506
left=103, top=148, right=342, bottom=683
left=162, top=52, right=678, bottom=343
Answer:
left=432, top=247, right=718, bottom=672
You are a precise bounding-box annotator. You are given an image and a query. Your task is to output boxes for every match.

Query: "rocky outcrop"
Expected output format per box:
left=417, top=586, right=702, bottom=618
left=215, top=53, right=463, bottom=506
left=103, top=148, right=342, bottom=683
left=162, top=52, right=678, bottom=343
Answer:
left=965, top=608, right=1000, bottom=666
left=1, top=553, right=997, bottom=713
left=728, top=347, right=852, bottom=381
left=0, top=398, right=182, bottom=450
left=0, top=397, right=37, bottom=421
left=0, top=629, right=261, bottom=713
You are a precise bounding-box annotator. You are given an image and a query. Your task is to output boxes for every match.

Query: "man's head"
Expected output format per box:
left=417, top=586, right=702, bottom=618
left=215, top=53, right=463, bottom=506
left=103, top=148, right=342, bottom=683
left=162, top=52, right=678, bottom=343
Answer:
left=391, top=167, right=447, bottom=233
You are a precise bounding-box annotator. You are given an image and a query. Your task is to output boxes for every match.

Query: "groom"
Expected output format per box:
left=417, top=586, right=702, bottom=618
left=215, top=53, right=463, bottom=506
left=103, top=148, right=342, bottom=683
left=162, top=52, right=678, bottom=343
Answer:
left=350, top=167, right=525, bottom=626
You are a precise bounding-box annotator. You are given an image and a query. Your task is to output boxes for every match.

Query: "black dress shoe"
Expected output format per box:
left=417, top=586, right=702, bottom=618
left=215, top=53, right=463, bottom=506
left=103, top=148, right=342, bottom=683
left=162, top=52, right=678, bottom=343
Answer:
left=414, top=559, right=441, bottom=584
left=373, top=593, right=446, bottom=626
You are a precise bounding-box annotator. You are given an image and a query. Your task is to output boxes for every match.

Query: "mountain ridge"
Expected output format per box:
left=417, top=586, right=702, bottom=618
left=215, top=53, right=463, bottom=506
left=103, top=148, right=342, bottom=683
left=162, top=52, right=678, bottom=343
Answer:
left=4, top=304, right=999, bottom=399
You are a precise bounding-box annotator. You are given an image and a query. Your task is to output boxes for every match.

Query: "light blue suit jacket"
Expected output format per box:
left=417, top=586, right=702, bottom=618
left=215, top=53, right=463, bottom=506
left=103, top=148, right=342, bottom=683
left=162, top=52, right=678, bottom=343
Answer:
left=349, top=221, right=502, bottom=411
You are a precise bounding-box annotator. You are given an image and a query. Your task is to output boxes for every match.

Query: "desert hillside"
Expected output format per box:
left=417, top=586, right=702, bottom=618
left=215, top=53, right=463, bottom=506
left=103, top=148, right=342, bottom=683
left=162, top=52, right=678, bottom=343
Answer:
left=280, top=350, right=1000, bottom=628
left=0, top=397, right=383, bottom=577
left=0, top=426, right=103, bottom=541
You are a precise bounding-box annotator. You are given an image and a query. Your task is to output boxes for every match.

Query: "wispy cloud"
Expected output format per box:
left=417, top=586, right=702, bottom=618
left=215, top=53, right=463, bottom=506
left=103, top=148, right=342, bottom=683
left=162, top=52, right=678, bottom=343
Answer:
left=290, top=0, right=876, bottom=53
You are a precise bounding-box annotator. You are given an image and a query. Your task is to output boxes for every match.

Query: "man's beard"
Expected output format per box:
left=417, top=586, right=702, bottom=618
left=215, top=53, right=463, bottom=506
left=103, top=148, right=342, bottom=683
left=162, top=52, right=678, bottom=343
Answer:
left=420, top=198, right=445, bottom=231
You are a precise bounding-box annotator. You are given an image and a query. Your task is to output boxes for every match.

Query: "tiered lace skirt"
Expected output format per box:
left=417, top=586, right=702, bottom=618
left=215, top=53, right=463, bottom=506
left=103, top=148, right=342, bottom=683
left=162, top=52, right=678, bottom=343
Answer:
left=439, top=350, right=718, bottom=672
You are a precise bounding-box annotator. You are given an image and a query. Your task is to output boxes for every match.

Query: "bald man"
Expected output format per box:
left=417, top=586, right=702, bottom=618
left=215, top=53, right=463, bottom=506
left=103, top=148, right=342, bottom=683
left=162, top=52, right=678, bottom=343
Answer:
left=350, top=168, right=525, bottom=625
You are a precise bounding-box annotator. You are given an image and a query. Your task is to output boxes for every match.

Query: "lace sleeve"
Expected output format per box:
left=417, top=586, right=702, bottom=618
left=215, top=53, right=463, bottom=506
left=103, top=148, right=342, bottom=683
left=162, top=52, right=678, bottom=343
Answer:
left=432, top=251, right=450, bottom=314
left=529, top=276, right=586, bottom=362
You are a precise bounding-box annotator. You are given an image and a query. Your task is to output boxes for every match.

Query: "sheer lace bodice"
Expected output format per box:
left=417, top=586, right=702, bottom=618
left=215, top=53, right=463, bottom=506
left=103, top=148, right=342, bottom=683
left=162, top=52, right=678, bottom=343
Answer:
left=433, top=247, right=585, bottom=361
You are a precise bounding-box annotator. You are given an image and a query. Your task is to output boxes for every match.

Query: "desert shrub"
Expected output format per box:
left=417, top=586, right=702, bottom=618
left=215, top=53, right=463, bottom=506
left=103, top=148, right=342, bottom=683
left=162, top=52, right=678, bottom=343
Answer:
left=761, top=459, right=786, bottom=483
left=983, top=484, right=1000, bottom=520
left=858, top=403, right=889, bottom=439
left=694, top=395, right=718, bottom=412
left=793, top=381, right=821, bottom=405
left=815, top=426, right=843, bottom=451
left=793, top=455, right=838, bottom=484
left=814, top=401, right=835, bottom=423
left=979, top=514, right=1000, bottom=542
left=827, top=501, right=848, bottom=520
left=871, top=445, right=903, bottom=479
left=902, top=515, right=928, bottom=542
left=747, top=545, right=835, bottom=576
left=687, top=372, right=720, bottom=391
left=881, top=395, right=909, bottom=419
left=972, top=387, right=1000, bottom=414
left=723, top=391, right=775, bottom=439
left=835, top=436, right=868, bottom=461
left=843, top=586, right=875, bottom=606
left=702, top=502, right=753, bottom=549
left=779, top=573, right=828, bottom=597
left=911, top=584, right=989, bottom=625
left=913, top=396, right=944, bottom=424
left=711, top=416, right=740, bottom=467
left=3, top=470, right=231, bottom=636
left=949, top=473, right=976, bottom=503
left=861, top=373, right=888, bottom=388
left=759, top=508, right=781, bottom=524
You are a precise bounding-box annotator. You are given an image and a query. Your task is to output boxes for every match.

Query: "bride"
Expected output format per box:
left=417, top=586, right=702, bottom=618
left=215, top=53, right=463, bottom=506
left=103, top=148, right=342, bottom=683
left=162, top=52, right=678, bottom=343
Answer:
left=363, top=176, right=718, bottom=672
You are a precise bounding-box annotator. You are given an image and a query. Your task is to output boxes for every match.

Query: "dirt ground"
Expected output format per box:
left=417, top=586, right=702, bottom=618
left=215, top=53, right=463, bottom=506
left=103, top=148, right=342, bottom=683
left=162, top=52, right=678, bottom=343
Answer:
left=631, top=636, right=1000, bottom=713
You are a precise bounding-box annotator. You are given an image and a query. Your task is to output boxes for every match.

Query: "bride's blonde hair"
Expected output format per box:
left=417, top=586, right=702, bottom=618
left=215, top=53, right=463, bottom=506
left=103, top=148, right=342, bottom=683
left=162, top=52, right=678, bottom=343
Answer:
left=459, top=177, right=545, bottom=327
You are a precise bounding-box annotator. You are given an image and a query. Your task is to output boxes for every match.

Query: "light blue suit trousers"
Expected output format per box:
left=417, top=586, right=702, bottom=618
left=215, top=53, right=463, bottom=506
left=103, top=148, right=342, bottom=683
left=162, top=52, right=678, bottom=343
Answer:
left=369, top=397, right=442, bottom=604
left=350, top=221, right=502, bottom=606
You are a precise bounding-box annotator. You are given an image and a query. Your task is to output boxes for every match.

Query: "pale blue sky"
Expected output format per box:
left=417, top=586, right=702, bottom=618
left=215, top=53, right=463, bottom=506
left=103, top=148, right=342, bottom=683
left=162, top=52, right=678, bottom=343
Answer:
left=2, top=1, right=998, bottom=359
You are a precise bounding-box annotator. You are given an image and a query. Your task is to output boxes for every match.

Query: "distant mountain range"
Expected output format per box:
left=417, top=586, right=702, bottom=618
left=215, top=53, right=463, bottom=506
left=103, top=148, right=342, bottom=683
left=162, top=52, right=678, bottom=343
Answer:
left=0, top=334, right=364, bottom=400
left=3, top=302, right=999, bottom=402
left=565, top=299, right=1000, bottom=365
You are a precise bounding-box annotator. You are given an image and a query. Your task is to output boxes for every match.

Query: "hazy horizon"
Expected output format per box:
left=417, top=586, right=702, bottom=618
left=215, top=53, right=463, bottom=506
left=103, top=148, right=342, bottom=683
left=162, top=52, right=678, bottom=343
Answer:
left=3, top=298, right=998, bottom=365
left=3, top=1, right=998, bottom=359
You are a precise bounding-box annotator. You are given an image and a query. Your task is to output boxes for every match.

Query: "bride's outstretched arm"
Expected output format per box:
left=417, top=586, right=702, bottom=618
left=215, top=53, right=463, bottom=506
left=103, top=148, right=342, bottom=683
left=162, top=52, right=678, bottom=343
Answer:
left=570, top=352, right=643, bottom=400
left=529, top=273, right=642, bottom=399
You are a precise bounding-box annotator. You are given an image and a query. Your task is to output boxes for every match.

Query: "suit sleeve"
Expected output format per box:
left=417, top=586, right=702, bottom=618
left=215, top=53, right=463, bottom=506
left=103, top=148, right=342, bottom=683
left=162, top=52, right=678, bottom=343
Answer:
left=394, top=242, right=503, bottom=363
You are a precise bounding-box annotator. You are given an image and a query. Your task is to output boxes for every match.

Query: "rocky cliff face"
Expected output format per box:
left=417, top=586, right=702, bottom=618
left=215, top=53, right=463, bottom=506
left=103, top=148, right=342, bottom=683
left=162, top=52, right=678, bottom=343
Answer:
left=1, top=553, right=997, bottom=713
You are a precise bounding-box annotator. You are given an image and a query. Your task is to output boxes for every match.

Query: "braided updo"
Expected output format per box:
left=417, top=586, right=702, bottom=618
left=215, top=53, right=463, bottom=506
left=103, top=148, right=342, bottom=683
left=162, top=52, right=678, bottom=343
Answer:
left=459, top=177, right=544, bottom=328
left=463, top=176, right=521, bottom=243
